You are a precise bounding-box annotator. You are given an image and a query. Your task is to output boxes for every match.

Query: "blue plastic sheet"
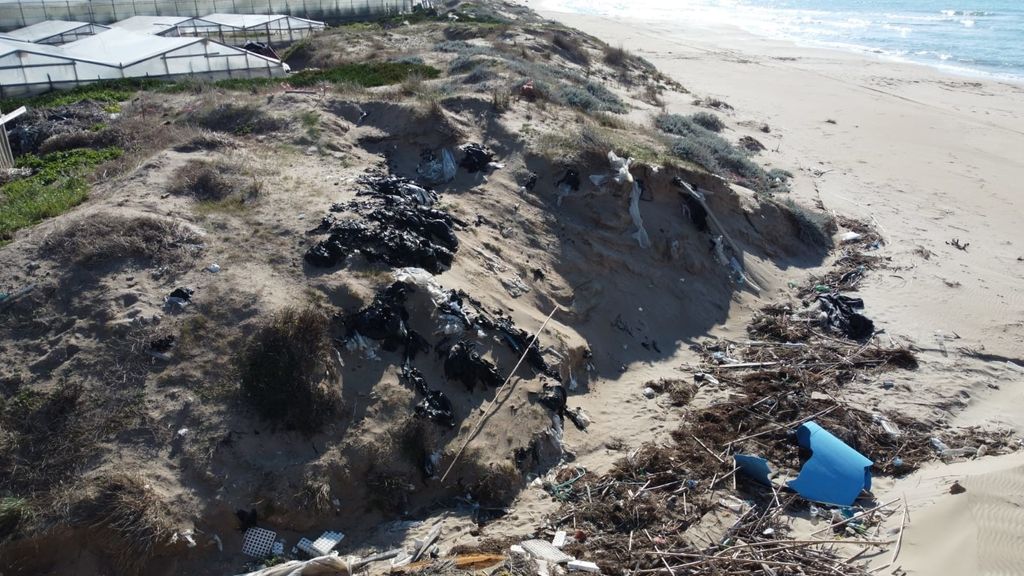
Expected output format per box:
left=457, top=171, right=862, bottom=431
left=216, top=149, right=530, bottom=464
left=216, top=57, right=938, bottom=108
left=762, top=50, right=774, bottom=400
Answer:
left=734, top=454, right=772, bottom=486
left=787, top=421, right=873, bottom=506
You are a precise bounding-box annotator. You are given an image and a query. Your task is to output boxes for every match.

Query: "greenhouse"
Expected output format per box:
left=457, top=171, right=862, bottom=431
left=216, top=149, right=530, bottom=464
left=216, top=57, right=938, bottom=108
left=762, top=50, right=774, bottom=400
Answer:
left=0, top=27, right=286, bottom=98
left=2, top=19, right=109, bottom=44
left=108, top=15, right=193, bottom=36
left=177, top=13, right=326, bottom=44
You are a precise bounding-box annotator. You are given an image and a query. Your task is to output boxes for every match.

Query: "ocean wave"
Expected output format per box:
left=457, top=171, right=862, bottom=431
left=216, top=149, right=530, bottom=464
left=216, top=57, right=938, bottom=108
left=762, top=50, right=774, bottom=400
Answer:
left=940, top=10, right=993, bottom=17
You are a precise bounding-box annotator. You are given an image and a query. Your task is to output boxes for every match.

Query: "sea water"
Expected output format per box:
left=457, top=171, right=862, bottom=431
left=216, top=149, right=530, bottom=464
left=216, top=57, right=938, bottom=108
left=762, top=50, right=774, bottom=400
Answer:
left=535, top=0, right=1024, bottom=80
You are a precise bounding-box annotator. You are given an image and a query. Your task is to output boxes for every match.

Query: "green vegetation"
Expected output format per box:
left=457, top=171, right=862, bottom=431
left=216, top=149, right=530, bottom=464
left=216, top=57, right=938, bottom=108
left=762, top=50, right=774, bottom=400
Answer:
left=656, top=113, right=775, bottom=192
left=0, top=78, right=164, bottom=111
left=214, top=62, right=440, bottom=92
left=690, top=111, right=725, bottom=132
left=0, top=496, right=32, bottom=542
left=560, top=82, right=627, bottom=114
left=0, top=147, right=122, bottom=243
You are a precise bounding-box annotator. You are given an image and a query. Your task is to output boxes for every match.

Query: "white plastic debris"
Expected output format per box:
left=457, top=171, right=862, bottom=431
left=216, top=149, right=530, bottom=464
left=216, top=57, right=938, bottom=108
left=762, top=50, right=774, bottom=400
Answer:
left=642, top=387, right=657, bottom=399
left=501, top=275, right=531, bottom=298
left=840, top=231, right=863, bottom=243
left=176, top=427, right=189, bottom=438
left=346, top=332, right=380, bottom=360
left=212, top=534, right=223, bottom=552
left=551, top=530, right=567, bottom=548
left=242, top=527, right=277, bottom=558
left=628, top=181, right=651, bottom=249
left=205, top=263, right=221, bottom=273
left=567, top=560, right=600, bottom=573
left=271, top=541, right=284, bottom=556
left=510, top=544, right=527, bottom=556
left=304, top=531, right=344, bottom=556
left=520, top=539, right=574, bottom=564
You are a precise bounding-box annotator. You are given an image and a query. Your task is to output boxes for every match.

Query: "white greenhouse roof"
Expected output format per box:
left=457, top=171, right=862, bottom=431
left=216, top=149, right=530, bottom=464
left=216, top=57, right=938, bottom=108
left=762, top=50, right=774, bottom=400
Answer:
left=109, top=16, right=192, bottom=34
left=0, top=36, right=74, bottom=59
left=194, top=13, right=325, bottom=30
left=62, top=28, right=203, bottom=65
left=5, top=20, right=107, bottom=43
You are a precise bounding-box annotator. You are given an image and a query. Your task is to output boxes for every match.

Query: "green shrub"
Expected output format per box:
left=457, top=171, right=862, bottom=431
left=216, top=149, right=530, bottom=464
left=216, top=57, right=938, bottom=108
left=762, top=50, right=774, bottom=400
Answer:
left=0, top=147, right=123, bottom=242
left=238, top=306, right=341, bottom=433
left=657, top=113, right=768, bottom=190
left=560, top=82, right=626, bottom=114
left=690, top=111, right=725, bottom=132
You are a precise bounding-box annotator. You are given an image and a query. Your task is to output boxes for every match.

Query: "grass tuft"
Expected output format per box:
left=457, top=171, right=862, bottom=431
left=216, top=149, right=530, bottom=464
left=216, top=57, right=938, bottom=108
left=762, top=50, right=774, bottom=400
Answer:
left=238, top=306, right=341, bottom=434
left=42, top=213, right=200, bottom=266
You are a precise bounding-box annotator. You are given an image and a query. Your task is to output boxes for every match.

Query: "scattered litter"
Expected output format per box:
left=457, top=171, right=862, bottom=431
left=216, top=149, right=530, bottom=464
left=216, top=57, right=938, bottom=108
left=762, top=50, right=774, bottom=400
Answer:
left=556, top=169, right=580, bottom=206
left=271, top=541, right=284, bottom=556
left=552, top=530, right=568, bottom=548
left=459, top=143, right=495, bottom=173
left=872, top=414, right=901, bottom=438
left=734, top=454, right=772, bottom=486
left=411, top=525, right=441, bottom=563
left=642, top=387, right=657, bottom=399
left=787, top=421, right=873, bottom=506
left=500, top=275, right=531, bottom=298
left=176, top=427, right=189, bottom=437
left=840, top=231, right=863, bottom=243
left=628, top=179, right=651, bottom=248
left=239, top=555, right=352, bottom=576
left=818, top=293, right=875, bottom=340
left=212, top=534, right=223, bottom=552
left=164, top=287, right=194, bottom=313
left=418, top=148, right=457, bottom=184
left=205, top=263, right=221, bottom=273
left=242, top=527, right=277, bottom=558
left=567, top=559, right=600, bottom=573
left=520, top=539, right=574, bottom=564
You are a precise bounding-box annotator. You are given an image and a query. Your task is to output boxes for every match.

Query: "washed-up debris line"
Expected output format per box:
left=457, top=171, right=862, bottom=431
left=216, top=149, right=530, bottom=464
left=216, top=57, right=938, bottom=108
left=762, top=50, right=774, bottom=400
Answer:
left=305, top=170, right=467, bottom=273
left=444, top=221, right=1015, bottom=575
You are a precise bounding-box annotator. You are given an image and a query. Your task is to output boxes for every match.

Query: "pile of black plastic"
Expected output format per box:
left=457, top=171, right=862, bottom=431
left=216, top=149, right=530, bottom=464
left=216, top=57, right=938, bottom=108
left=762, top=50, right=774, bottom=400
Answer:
left=337, top=278, right=566, bottom=429
left=305, top=171, right=465, bottom=273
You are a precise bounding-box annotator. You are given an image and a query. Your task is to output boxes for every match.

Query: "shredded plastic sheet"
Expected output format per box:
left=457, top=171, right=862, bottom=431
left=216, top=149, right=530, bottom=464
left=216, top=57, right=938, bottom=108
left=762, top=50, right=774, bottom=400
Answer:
left=734, top=454, right=772, bottom=486
left=235, top=554, right=352, bottom=576
left=629, top=180, right=651, bottom=248
left=787, top=421, right=873, bottom=506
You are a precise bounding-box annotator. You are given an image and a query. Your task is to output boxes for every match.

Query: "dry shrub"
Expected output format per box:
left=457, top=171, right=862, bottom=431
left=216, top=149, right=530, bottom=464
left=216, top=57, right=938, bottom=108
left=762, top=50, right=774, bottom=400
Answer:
left=74, top=473, right=176, bottom=575
left=644, top=378, right=696, bottom=406
left=37, top=127, right=125, bottom=155
left=551, top=31, right=591, bottom=66
left=238, top=306, right=341, bottom=433
left=603, top=44, right=630, bottom=68
left=42, top=214, right=201, bottom=266
left=167, top=159, right=260, bottom=202
left=172, top=130, right=234, bottom=153
left=781, top=198, right=836, bottom=249
left=192, top=103, right=287, bottom=135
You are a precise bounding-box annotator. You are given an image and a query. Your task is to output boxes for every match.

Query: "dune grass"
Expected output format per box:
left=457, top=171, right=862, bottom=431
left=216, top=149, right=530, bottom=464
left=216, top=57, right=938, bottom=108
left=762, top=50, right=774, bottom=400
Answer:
left=0, top=147, right=123, bottom=244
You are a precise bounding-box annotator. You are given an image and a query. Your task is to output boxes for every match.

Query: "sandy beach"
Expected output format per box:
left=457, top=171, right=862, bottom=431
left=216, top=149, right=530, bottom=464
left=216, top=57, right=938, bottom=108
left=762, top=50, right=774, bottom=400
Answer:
left=525, top=6, right=1024, bottom=574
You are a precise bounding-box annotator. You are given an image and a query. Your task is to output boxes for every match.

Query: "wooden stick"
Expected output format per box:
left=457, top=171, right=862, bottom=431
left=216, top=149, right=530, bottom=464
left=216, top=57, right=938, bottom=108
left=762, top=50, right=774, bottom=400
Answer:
left=889, top=500, right=908, bottom=566
left=692, top=434, right=726, bottom=463
left=439, top=307, right=558, bottom=483
left=727, top=405, right=839, bottom=446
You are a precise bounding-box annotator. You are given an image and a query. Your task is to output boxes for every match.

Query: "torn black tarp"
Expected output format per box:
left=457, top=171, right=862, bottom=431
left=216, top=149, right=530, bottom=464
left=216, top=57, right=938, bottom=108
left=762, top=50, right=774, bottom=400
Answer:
left=459, top=143, right=495, bottom=173
left=818, top=293, right=875, bottom=340
left=340, top=282, right=429, bottom=360
left=444, top=340, right=501, bottom=391
left=402, top=364, right=455, bottom=427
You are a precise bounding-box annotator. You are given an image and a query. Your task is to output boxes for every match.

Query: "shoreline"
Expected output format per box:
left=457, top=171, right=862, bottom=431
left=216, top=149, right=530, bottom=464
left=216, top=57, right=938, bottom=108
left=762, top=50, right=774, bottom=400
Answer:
left=526, top=2, right=1024, bottom=86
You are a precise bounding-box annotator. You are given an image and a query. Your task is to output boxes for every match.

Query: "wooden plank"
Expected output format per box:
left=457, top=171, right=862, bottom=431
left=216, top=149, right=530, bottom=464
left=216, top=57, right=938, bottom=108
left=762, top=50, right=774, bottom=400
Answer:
left=0, top=106, right=27, bottom=126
